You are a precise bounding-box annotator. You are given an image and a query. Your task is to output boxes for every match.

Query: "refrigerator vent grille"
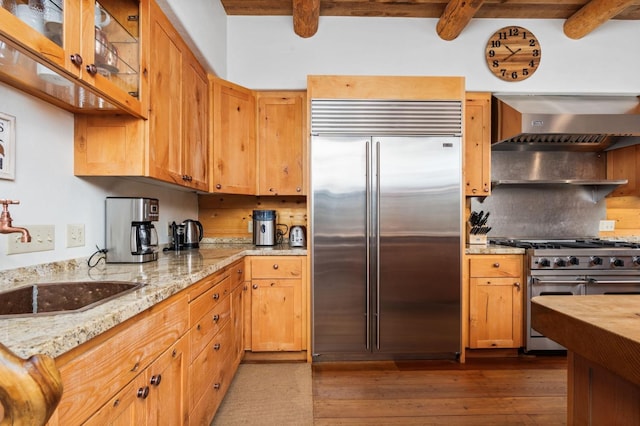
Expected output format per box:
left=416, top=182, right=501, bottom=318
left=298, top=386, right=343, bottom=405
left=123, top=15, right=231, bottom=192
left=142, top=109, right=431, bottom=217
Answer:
left=311, top=99, right=462, bottom=135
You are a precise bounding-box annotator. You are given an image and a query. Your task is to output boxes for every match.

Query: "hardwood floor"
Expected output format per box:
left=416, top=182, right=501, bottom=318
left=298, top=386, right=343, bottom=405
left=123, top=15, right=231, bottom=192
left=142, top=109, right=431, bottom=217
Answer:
left=312, top=354, right=568, bottom=425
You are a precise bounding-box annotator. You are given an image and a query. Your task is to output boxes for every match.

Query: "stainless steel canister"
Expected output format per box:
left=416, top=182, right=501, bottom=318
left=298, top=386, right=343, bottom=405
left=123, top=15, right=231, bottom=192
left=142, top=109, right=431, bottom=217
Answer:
left=252, top=210, right=276, bottom=246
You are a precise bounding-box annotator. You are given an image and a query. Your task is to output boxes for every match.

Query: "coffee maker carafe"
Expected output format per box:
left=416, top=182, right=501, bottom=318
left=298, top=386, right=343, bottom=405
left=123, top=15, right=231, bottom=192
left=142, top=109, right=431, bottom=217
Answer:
left=106, top=197, right=159, bottom=263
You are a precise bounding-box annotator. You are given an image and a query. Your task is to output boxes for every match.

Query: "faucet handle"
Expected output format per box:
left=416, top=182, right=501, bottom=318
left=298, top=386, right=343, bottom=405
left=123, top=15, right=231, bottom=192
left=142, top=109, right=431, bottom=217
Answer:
left=0, top=199, right=20, bottom=207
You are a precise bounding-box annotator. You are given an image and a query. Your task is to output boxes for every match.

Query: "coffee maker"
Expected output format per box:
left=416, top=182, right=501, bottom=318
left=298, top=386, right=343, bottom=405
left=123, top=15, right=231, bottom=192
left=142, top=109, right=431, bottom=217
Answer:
left=105, top=197, right=159, bottom=263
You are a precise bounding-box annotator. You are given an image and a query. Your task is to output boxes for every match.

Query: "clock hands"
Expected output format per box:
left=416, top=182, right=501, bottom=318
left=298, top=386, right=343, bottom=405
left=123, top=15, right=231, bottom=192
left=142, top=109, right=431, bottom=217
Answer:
left=503, top=47, right=521, bottom=62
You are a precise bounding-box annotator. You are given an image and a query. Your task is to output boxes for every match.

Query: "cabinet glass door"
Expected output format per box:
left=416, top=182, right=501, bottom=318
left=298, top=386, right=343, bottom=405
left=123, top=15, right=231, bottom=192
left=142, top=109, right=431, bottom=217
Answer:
left=88, top=0, right=141, bottom=106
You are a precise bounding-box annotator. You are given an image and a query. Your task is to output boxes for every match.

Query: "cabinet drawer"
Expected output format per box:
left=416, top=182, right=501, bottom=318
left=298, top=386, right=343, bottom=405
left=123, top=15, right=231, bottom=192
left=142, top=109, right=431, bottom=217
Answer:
left=190, top=353, right=235, bottom=425
left=251, top=257, right=302, bottom=279
left=55, top=294, right=189, bottom=425
left=188, top=270, right=229, bottom=301
left=469, top=256, right=522, bottom=278
left=189, top=322, right=234, bottom=412
left=229, top=259, right=245, bottom=289
left=190, top=296, right=231, bottom=362
left=189, top=275, right=231, bottom=324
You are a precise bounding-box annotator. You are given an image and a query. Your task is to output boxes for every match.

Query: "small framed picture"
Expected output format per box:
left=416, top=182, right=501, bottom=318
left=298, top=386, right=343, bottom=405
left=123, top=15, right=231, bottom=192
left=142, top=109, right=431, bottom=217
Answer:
left=0, top=112, right=16, bottom=180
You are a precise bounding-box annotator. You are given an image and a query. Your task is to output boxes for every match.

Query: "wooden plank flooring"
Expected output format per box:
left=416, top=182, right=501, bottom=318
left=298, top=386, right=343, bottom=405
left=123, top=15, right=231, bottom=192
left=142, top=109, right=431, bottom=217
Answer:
left=312, top=354, right=568, bottom=425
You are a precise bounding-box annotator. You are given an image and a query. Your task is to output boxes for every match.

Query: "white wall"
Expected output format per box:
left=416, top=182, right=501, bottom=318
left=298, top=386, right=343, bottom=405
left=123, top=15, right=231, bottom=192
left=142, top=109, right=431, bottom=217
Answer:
left=0, top=83, right=199, bottom=270
left=156, top=0, right=228, bottom=78
left=226, top=16, right=640, bottom=93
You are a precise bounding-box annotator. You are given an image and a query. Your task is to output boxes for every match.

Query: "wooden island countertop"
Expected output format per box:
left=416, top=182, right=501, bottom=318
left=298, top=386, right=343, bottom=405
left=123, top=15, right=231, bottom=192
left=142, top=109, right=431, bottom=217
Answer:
left=531, top=295, right=640, bottom=425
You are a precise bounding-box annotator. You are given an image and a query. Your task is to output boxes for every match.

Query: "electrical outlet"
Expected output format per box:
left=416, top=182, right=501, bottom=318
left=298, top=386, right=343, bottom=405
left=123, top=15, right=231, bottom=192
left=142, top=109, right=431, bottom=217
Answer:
left=599, top=220, right=616, bottom=231
left=67, top=224, right=85, bottom=248
left=7, top=225, right=55, bottom=254
left=248, top=220, right=253, bottom=233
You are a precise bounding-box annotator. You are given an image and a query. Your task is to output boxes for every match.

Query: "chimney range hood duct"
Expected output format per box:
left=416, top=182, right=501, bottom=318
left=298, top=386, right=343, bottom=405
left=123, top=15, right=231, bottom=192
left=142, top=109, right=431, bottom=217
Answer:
left=492, top=94, right=640, bottom=151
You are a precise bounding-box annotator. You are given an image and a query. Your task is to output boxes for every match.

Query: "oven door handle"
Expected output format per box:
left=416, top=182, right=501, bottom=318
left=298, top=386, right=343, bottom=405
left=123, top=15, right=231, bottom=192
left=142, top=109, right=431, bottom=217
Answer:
left=589, top=279, right=640, bottom=285
left=532, top=278, right=590, bottom=284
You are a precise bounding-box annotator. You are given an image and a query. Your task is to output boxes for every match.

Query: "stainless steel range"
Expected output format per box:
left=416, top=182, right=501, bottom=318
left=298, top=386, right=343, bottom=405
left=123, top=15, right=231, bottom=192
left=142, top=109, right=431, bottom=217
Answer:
left=491, top=238, right=640, bottom=351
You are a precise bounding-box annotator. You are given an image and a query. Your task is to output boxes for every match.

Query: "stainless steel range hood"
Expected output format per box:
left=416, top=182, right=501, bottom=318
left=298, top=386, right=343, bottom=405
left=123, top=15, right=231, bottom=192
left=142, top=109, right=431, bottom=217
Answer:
left=492, top=94, right=640, bottom=151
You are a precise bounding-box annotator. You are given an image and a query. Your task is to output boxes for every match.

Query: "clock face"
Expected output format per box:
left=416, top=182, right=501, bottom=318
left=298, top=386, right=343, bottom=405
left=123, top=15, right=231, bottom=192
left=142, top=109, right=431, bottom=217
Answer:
left=485, top=26, right=541, bottom=82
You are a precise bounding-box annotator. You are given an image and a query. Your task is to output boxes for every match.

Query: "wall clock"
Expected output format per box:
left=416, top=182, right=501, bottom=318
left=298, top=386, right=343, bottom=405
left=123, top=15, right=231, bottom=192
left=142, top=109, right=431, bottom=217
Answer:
left=485, top=26, right=541, bottom=82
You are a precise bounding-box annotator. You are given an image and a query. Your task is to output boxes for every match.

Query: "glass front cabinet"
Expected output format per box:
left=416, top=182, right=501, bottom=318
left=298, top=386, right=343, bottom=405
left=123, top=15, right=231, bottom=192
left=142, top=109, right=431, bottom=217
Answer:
left=0, top=0, right=147, bottom=117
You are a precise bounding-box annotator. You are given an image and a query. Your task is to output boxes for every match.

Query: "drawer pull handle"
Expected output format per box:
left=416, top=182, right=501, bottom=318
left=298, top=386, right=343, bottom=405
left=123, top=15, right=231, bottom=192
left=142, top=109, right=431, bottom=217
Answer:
left=213, top=383, right=221, bottom=390
left=196, top=324, right=201, bottom=331
left=213, top=314, right=220, bottom=322
left=237, top=269, right=243, bottom=274
left=493, top=263, right=500, bottom=268
left=113, top=399, right=120, bottom=408
left=213, top=293, right=220, bottom=300
left=273, top=264, right=279, bottom=270
left=137, top=386, right=149, bottom=399
left=514, top=282, right=521, bottom=290
left=150, top=374, right=162, bottom=386
left=214, top=343, right=221, bottom=350
left=172, top=349, right=178, bottom=357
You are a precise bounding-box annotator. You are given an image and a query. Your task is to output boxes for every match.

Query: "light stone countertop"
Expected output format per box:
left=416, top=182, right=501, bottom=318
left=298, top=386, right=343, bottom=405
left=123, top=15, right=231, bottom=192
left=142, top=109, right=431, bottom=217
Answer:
left=465, top=244, right=525, bottom=255
left=0, top=243, right=306, bottom=359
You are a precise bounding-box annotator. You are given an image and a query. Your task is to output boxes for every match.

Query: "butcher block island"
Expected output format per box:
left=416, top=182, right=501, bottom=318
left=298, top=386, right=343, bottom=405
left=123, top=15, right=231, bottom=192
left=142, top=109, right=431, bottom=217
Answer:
left=0, top=245, right=306, bottom=425
left=531, top=295, right=640, bottom=426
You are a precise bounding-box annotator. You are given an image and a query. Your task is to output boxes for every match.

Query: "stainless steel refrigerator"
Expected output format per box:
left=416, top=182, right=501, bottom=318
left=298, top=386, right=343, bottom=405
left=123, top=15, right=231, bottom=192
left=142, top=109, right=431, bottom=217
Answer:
left=311, top=99, right=462, bottom=361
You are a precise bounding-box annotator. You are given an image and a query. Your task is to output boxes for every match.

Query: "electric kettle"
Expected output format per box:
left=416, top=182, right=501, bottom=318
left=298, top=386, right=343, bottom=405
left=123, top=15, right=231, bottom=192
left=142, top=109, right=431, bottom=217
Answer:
left=182, top=219, right=204, bottom=249
left=289, top=225, right=306, bottom=248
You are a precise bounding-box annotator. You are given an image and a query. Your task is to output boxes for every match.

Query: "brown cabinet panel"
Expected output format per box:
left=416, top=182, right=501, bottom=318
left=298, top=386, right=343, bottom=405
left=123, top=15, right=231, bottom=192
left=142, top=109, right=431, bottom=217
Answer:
left=210, top=76, right=257, bottom=194
left=467, top=255, right=523, bottom=349
left=257, top=91, right=306, bottom=195
left=464, top=92, right=491, bottom=197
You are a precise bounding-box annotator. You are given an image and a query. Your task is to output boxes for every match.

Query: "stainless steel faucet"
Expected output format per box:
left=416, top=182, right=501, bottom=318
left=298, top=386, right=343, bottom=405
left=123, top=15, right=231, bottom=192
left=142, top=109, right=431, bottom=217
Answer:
left=0, top=199, right=31, bottom=243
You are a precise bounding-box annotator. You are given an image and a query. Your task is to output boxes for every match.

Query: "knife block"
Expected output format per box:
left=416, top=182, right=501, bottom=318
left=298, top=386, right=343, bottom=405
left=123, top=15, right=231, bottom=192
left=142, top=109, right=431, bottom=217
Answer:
left=467, top=223, right=487, bottom=245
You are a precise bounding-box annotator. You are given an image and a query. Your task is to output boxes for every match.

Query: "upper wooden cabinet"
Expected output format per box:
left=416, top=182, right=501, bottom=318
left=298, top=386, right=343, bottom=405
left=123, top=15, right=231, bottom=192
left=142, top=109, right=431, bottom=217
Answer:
left=464, top=92, right=491, bottom=197
left=256, top=91, right=306, bottom=196
left=74, top=0, right=208, bottom=191
left=210, top=76, right=257, bottom=194
left=0, top=0, right=148, bottom=117
left=147, top=0, right=208, bottom=191
left=607, top=145, right=640, bottom=197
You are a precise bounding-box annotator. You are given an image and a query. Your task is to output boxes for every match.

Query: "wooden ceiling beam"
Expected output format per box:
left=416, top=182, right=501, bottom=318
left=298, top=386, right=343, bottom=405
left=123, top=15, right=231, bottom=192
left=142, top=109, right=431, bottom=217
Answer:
left=436, top=0, right=486, bottom=40
left=293, top=0, right=320, bottom=38
left=564, top=0, right=636, bottom=39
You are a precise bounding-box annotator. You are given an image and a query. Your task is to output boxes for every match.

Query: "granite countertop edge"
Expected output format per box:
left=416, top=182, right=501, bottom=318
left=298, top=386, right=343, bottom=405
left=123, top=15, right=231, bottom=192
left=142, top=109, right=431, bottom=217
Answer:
left=0, top=243, right=307, bottom=359
left=465, top=245, right=525, bottom=255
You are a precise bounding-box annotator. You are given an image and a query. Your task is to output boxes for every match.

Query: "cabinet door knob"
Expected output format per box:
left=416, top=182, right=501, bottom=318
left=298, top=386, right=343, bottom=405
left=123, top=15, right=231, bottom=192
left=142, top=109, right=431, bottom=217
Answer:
left=86, top=64, right=98, bottom=75
left=150, top=374, right=162, bottom=386
left=514, top=282, right=521, bottom=290
left=213, top=383, right=221, bottom=390
left=296, top=187, right=301, bottom=192
left=137, top=386, right=149, bottom=399
left=213, top=293, right=220, bottom=300
left=273, top=264, right=279, bottom=270
left=213, top=343, right=221, bottom=350
left=252, top=284, right=258, bottom=289
left=213, top=314, right=220, bottom=322
left=70, top=54, right=83, bottom=66
left=493, top=263, right=500, bottom=268
left=216, top=184, right=222, bottom=189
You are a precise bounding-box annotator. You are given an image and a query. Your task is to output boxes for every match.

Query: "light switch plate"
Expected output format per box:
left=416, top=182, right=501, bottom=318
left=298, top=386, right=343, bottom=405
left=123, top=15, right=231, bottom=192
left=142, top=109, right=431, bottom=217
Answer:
left=599, top=220, right=615, bottom=231
left=67, top=224, right=85, bottom=247
left=7, top=225, right=55, bottom=254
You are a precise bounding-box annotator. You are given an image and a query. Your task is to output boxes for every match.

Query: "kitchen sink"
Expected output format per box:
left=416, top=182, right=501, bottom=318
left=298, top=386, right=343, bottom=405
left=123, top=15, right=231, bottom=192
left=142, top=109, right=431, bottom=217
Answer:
left=0, top=281, right=144, bottom=318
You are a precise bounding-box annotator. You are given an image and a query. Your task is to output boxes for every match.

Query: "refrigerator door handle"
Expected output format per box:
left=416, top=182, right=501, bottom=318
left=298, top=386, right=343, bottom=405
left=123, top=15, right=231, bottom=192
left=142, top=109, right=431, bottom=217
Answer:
left=375, top=141, right=381, bottom=350
left=365, top=141, right=371, bottom=351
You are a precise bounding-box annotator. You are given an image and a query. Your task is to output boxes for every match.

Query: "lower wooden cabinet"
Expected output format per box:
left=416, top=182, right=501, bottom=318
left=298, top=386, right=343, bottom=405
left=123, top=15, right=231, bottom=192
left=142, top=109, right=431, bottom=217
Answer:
left=50, top=293, right=189, bottom=425
left=246, top=256, right=306, bottom=352
left=187, top=258, right=245, bottom=425
left=84, top=336, right=189, bottom=426
left=467, top=255, right=524, bottom=349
